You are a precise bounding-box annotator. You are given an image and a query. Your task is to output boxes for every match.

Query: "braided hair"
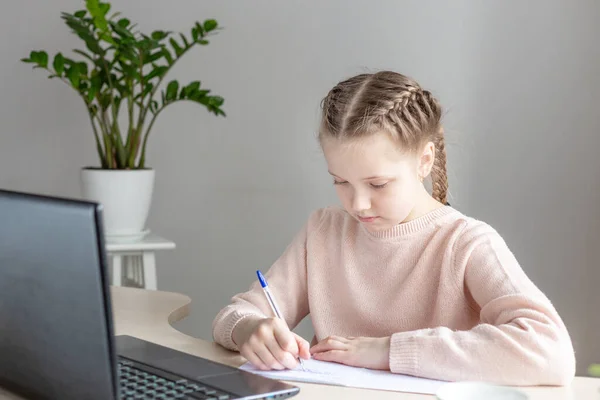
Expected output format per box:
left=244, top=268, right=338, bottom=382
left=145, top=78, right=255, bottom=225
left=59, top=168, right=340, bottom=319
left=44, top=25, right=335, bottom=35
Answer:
left=319, top=71, right=448, bottom=204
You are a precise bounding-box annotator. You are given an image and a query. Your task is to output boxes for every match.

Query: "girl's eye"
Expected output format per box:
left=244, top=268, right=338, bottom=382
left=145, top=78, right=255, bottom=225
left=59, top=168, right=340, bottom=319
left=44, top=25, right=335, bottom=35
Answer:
left=333, top=180, right=347, bottom=185
left=370, top=182, right=388, bottom=189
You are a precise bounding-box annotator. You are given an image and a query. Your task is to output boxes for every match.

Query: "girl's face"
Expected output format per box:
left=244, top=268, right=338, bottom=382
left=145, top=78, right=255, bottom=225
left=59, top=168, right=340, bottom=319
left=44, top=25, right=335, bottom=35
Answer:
left=322, top=132, right=436, bottom=232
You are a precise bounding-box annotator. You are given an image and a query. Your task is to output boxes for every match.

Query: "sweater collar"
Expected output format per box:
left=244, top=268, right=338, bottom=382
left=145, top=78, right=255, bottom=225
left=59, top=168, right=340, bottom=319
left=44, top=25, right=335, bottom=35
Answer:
left=361, top=206, right=457, bottom=239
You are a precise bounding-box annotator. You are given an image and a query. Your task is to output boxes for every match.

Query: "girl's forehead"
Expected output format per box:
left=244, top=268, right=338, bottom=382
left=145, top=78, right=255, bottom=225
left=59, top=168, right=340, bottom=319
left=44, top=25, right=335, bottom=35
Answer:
left=322, top=133, right=416, bottom=174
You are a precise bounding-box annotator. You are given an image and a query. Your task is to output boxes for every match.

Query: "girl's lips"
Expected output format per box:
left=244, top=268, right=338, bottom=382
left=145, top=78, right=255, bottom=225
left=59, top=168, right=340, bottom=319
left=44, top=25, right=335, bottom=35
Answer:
left=358, top=216, right=379, bottom=223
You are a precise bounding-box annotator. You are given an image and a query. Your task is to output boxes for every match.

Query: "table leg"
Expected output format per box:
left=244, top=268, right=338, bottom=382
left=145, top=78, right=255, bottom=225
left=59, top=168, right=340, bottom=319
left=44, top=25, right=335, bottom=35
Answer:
left=112, top=255, right=122, bottom=286
left=142, top=252, right=157, bottom=290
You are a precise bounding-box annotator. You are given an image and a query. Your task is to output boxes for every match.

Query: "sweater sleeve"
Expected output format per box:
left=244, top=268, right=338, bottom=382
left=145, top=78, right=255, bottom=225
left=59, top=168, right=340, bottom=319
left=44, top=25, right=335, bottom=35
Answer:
left=211, top=209, right=323, bottom=351
left=389, top=223, right=576, bottom=386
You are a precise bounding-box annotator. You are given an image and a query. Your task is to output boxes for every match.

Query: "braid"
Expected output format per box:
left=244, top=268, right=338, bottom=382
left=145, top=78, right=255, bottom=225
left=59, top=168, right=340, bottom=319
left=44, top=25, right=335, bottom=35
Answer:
left=431, top=134, right=448, bottom=204
left=383, top=86, right=440, bottom=149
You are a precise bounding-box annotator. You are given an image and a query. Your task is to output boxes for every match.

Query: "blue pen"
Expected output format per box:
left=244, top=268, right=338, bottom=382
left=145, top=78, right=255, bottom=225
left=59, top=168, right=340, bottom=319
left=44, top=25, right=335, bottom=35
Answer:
left=256, top=270, right=306, bottom=371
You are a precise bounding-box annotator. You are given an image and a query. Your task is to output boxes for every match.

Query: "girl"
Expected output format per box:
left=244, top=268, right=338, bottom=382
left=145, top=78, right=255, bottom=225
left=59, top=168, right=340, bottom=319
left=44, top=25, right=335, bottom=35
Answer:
left=212, top=71, right=575, bottom=385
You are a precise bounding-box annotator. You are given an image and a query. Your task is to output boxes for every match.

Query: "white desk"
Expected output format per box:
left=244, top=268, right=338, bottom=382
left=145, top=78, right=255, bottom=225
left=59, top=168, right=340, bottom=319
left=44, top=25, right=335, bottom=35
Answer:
left=0, top=287, right=598, bottom=400
left=105, top=233, right=175, bottom=290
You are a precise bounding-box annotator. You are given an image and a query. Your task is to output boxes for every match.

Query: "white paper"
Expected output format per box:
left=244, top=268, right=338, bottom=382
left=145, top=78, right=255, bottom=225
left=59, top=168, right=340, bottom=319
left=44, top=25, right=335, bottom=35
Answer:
left=239, top=358, right=446, bottom=395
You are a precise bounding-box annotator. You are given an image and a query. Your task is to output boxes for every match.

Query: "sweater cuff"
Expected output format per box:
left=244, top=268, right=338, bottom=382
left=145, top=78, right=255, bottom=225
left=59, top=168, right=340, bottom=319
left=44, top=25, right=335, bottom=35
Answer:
left=390, top=331, right=420, bottom=376
left=222, top=312, right=265, bottom=351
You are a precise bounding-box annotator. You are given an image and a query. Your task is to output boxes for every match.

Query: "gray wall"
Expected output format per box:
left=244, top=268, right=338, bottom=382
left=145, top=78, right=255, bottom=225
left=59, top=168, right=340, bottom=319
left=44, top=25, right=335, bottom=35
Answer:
left=1, top=0, right=599, bottom=375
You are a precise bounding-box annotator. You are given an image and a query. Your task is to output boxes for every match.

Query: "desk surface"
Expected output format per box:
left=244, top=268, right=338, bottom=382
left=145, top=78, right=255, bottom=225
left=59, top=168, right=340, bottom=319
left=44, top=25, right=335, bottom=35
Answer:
left=1, top=287, right=598, bottom=400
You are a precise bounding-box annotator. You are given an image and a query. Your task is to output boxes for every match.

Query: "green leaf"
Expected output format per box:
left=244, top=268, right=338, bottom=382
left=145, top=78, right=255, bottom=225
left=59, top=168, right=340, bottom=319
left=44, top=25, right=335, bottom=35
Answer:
left=99, top=93, right=112, bottom=110
left=208, top=96, right=224, bottom=107
left=72, top=49, right=95, bottom=63
left=117, top=18, right=131, bottom=28
left=179, top=33, right=189, bottom=48
left=53, top=53, right=65, bottom=75
left=87, top=83, right=97, bottom=102
left=182, top=81, right=201, bottom=98
left=161, top=46, right=173, bottom=65
left=90, top=74, right=103, bottom=93
left=194, top=22, right=205, bottom=38
left=67, top=64, right=81, bottom=88
left=191, top=28, right=199, bottom=42
left=142, top=65, right=169, bottom=84
left=118, top=63, right=138, bottom=79
left=111, top=21, right=134, bottom=39
left=134, top=82, right=154, bottom=100
left=62, top=14, right=107, bottom=53
left=169, top=38, right=183, bottom=57
left=37, top=51, right=49, bottom=68
left=151, top=30, right=168, bottom=41
left=166, top=80, right=179, bottom=102
left=77, top=61, right=89, bottom=77
left=145, top=50, right=164, bottom=64
left=203, top=19, right=218, bottom=32
left=86, top=0, right=110, bottom=31
left=118, top=47, right=140, bottom=66
left=99, top=3, right=111, bottom=16
left=22, top=50, right=43, bottom=65
left=84, top=36, right=105, bottom=55
left=74, top=10, right=87, bottom=18
left=198, top=40, right=209, bottom=45
left=143, top=82, right=155, bottom=98
left=150, top=100, right=159, bottom=114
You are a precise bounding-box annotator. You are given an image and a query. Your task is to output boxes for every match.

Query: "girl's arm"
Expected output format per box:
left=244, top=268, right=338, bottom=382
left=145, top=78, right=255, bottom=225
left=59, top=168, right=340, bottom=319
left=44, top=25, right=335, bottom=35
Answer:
left=389, top=224, right=576, bottom=386
left=211, top=210, right=322, bottom=351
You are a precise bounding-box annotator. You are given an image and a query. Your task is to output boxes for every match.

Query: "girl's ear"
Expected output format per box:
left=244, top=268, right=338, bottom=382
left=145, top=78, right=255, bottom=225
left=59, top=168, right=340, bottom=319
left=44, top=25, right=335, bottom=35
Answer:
left=418, top=141, right=436, bottom=180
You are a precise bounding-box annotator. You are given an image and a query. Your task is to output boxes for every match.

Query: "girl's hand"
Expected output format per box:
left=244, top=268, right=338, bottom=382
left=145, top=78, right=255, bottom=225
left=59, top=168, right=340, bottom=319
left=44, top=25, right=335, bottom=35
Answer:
left=309, top=336, right=391, bottom=370
left=232, top=317, right=311, bottom=371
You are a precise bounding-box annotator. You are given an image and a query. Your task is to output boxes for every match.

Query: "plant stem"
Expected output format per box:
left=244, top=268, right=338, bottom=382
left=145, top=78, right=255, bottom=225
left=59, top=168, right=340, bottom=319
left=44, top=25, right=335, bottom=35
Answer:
left=137, top=105, right=165, bottom=168
left=97, top=42, right=126, bottom=168
left=88, top=111, right=107, bottom=168
left=126, top=78, right=134, bottom=156
left=128, top=51, right=145, bottom=168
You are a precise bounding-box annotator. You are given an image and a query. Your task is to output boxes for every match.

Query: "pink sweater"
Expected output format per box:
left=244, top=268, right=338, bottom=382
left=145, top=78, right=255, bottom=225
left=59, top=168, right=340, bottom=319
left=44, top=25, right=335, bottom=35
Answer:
left=212, top=206, right=575, bottom=385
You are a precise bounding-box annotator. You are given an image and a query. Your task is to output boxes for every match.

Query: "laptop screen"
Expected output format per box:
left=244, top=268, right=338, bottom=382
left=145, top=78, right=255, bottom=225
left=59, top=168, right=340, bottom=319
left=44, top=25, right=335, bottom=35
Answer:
left=0, top=190, right=118, bottom=400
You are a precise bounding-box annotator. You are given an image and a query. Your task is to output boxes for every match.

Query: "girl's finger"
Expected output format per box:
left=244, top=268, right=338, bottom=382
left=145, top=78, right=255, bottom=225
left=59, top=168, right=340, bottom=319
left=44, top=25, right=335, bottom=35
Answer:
left=312, top=350, right=348, bottom=364
left=254, top=344, right=285, bottom=370
left=242, top=349, right=268, bottom=371
left=293, top=333, right=311, bottom=360
left=266, top=332, right=297, bottom=369
left=310, top=336, right=348, bottom=354
left=273, top=326, right=299, bottom=355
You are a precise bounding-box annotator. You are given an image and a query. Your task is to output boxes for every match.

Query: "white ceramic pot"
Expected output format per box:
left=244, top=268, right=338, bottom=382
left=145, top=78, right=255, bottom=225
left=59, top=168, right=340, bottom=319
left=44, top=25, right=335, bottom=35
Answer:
left=80, top=168, right=155, bottom=239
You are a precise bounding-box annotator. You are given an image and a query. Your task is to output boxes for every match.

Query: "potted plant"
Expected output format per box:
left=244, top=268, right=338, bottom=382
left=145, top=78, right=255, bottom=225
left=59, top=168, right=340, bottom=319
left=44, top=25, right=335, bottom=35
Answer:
left=21, top=0, right=225, bottom=239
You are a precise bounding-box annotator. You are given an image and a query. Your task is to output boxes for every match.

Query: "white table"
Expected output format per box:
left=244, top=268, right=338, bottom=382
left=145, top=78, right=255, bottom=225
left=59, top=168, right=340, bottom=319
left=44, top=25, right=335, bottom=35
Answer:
left=1, top=287, right=598, bottom=400
left=105, top=233, right=175, bottom=290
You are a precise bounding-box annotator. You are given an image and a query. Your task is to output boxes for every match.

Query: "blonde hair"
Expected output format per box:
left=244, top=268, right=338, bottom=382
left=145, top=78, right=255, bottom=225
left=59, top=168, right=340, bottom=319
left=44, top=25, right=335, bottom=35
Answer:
left=319, top=71, right=448, bottom=204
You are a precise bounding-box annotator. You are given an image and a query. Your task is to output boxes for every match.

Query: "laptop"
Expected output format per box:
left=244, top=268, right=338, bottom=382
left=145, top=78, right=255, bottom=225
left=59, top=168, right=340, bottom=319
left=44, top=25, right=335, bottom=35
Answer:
left=0, top=189, right=300, bottom=400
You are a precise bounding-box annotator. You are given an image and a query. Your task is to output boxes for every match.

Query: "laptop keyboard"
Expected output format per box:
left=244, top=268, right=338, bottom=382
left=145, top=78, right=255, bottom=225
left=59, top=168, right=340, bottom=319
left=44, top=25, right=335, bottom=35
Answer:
left=118, top=359, right=232, bottom=400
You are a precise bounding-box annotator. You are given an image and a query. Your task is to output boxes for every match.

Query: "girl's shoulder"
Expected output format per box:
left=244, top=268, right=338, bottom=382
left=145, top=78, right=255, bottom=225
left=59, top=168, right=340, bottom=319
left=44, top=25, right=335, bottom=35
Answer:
left=441, top=209, right=511, bottom=254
